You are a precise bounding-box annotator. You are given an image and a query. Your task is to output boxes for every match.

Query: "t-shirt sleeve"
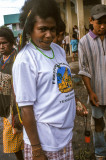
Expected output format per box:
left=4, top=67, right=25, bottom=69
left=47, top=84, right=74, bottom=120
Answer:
left=78, top=41, right=91, bottom=78
left=63, top=48, right=66, bottom=59
left=12, top=61, right=37, bottom=107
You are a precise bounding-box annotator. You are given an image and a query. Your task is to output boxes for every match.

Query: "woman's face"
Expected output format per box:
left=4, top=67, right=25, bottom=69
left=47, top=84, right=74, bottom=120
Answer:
left=31, top=16, right=56, bottom=50
left=0, top=37, right=13, bottom=56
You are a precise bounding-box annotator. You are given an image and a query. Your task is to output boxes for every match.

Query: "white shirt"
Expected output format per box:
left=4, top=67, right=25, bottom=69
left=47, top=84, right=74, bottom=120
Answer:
left=64, top=35, right=70, bottom=44
left=12, top=42, right=76, bottom=151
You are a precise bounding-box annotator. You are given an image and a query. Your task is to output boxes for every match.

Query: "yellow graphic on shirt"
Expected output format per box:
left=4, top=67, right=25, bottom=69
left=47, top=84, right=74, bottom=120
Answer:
left=57, top=67, right=73, bottom=93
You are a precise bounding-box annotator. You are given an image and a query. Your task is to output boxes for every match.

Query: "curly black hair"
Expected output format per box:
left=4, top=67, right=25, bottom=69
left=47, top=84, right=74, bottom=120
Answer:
left=72, top=33, right=78, bottom=39
left=0, top=26, right=15, bottom=45
left=56, top=18, right=66, bottom=35
left=20, top=0, right=61, bottom=48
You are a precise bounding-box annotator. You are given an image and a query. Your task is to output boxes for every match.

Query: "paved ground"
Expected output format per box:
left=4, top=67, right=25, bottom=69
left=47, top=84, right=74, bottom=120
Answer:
left=70, top=59, right=106, bottom=160
left=70, top=60, right=95, bottom=160
left=0, top=57, right=105, bottom=160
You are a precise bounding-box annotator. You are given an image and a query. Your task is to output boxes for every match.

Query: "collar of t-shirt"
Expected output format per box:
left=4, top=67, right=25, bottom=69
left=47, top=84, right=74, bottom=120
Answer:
left=89, top=30, right=98, bottom=39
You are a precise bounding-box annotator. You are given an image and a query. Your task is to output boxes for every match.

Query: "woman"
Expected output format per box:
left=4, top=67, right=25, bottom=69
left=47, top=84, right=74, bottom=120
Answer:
left=0, top=27, right=24, bottom=160
left=12, top=0, right=88, bottom=159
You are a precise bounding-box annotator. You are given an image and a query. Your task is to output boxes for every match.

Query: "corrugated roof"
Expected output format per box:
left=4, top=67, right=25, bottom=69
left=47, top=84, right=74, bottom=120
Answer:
left=4, top=14, right=20, bottom=25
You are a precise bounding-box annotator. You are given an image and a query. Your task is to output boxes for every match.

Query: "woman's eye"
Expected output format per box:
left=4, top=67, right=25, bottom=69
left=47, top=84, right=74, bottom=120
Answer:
left=40, top=28, right=46, bottom=32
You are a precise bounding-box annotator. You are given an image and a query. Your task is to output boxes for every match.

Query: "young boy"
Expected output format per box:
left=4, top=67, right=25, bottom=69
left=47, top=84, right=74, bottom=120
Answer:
left=78, top=4, right=106, bottom=160
left=70, top=34, right=78, bottom=62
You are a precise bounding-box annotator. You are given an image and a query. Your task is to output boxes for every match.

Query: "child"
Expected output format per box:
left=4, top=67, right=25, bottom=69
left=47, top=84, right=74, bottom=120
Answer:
left=70, top=33, right=78, bottom=62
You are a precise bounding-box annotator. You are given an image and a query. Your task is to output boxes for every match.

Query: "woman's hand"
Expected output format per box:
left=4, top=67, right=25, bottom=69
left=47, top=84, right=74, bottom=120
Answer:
left=32, top=154, right=47, bottom=160
left=76, top=101, right=88, bottom=117
left=32, top=145, right=47, bottom=160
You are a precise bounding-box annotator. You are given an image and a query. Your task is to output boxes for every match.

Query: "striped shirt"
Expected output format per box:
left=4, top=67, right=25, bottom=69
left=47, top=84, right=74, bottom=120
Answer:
left=78, top=31, right=106, bottom=105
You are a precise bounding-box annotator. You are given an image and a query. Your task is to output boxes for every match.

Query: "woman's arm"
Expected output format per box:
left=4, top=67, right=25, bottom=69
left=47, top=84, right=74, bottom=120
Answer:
left=21, top=105, right=47, bottom=160
left=21, top=105, right=40, bottom=146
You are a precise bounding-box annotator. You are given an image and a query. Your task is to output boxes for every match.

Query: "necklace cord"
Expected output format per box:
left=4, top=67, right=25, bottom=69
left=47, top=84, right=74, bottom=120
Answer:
left=31, top=40, right=55, bottom=59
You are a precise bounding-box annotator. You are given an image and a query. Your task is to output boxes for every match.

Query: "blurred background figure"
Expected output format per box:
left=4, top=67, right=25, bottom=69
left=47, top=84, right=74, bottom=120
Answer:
left=73, top=25, right=79, bottom=39
left=70, top=33, right=78, bottom=62
left=53, top=18, right=66, bottom=47
left=16, top=33, right=21, bottom=52
left=64, top=33, right=70, bottom=54
left=0, top=26, right=24, bottom=160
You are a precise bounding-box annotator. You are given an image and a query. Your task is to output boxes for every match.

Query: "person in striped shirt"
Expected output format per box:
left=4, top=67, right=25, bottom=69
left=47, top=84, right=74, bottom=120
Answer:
left=78, top=4, right=106, bottom=160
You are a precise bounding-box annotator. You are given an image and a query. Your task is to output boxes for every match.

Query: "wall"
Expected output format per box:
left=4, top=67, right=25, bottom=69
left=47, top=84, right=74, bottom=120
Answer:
left=16, top=23, right=20, bottom=30
left=84, top=6, right=92, bottom=30
left=71, top=7, right=78, bottom=27
left=66, top=5, right=93, bottom=35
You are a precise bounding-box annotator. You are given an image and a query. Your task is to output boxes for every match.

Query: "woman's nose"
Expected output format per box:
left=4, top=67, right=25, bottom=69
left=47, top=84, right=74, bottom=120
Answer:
left=45, top=30, right=52, bottom=38
left=0, top=43, right=3, bottom=48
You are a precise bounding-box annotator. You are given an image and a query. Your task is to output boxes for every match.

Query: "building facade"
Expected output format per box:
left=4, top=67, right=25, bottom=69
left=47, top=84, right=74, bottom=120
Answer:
left=4, top=13, right=22, bottom=37
left=56, top=0, right=106, bottom=39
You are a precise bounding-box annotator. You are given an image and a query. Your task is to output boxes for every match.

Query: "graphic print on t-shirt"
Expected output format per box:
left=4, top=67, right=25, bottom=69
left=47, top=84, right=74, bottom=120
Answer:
left=57, top=66, right=73, bottom=93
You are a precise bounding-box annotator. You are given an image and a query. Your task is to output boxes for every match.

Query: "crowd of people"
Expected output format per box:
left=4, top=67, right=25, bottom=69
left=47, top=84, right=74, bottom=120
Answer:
left=0, top=0, right=106, bottom=160
left=60, top=24, right=79, bottom=62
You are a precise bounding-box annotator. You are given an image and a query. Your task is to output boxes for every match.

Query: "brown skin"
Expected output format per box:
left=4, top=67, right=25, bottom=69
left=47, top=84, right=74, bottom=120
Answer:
left=31, top=16, right=56, bottom=50
left=82, top=76, right=99, bottom=107
left=82, top=76, right=104, bottom=132
left=0, top=37, right=13, bottom=56
left=82, top=16, right=106, bottom=132
left=15, top=150, right=24, bottom=160
left=57, top=31, right=65, bottom=45
left=89, top=15, right=106, bottom=39
left=21, top=106, right=47, bottom=160
left=53, top=31, right=65, bottom=46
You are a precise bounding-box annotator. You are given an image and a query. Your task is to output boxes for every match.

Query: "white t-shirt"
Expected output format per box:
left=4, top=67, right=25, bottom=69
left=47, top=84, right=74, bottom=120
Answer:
left=12, top=42, right=76, bottom=151
left=64, top=35, right=70, bottom=44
